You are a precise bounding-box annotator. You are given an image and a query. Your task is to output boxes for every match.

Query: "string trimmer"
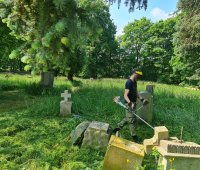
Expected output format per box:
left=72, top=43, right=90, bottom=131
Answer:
left=113, top=96, right=154, bottom=130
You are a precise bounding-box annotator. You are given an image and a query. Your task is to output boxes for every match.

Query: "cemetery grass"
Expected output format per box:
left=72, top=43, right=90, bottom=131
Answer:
left=0, top=74, right=200, bottom=169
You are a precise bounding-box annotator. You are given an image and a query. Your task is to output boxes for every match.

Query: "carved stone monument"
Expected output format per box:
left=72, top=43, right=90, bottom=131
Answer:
left=143, top=126, right=200, bottom=170
left=157, top=140, right=200, bottom=170
left=60, top=90, right=72, bottom=117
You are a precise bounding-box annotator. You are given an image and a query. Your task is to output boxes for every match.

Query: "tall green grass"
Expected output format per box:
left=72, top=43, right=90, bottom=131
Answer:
left=0, top=74, right=200, bottom=169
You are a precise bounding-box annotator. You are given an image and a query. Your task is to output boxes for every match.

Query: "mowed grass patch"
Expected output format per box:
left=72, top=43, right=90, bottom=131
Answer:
left=0, top=74, right=200, bottom=169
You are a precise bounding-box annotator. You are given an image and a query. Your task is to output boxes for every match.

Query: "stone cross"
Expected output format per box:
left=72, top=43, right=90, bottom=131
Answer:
left=60, top=90, right=72, bottom=117
left=61, top=90, right=71, bottom=102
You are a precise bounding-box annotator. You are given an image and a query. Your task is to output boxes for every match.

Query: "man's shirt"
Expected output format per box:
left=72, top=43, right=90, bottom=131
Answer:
left=125, top=79, right=137, bottom=103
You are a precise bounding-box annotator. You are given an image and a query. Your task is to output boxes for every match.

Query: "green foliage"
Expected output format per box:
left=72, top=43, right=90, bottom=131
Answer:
left=0, top=21, right=23, bottom=71
left=1, top=74, right=200, bottom=169
left=145, top=17, right=177, bottom=83
left=119, top=17, right=153, bottom=78
left=118, top=17, right=176, bottom=82
left=83, top=9, right=119, bottom=78
left=0, top=0, right=109, bottom=80
left=172, top=0, right=200, bottom=86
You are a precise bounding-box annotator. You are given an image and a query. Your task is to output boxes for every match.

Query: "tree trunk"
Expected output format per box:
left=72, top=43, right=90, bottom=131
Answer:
left=40, top=71, right=54, bottom=88
left=67, top=70, right=74, bottom=81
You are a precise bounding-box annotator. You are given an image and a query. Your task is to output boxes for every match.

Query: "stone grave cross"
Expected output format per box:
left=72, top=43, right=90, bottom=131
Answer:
left=61, top=90, right=71, bottom=102
left=60, top=90, right=72, bottom=117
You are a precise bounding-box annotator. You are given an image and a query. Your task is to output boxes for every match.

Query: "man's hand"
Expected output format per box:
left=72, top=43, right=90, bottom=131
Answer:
left=128, top=102, right=135, bottom=110
left=141, top=98, right=149, bottom=105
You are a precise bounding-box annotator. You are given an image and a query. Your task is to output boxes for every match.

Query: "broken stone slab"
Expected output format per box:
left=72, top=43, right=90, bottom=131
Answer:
left=157, top=140, right=200, bottom=170
left=103, top=135, right=145, bottom=170
left=143, top=126, right=169, bottom=154
left=137, top=91, right=153, bottom=123
left=82, top=121, right=110, bottom=150
left=70, top=121, right=91, bottom=145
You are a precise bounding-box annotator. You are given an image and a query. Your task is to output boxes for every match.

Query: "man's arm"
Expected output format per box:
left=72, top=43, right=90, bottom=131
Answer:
left=124, top=89, right=131, bottom=103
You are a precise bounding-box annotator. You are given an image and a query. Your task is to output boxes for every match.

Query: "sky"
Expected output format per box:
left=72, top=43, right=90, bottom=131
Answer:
left=109, top=0, right=178, bottom=36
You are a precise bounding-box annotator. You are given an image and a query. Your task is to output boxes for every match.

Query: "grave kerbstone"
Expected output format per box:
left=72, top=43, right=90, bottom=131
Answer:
left=70, top=121, right=91, bottom=145
left=82, top=121, right=110, bottom=149
left=60, top=90, right=72, bottom=117
left=137, top=91, right=153, bottom=123
left=103, top=135, right=145, bottom=170
left=157, top=140, right=200, bottom=170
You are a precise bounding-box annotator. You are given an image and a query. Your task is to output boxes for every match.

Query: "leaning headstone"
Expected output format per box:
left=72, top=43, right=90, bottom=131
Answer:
left=70, top=121, right=91, bottom=145
left=157, top=140, right=200, bottom=170
left=137, top=91, right=153, bottom=123
left=82, top=121, right=110, bottom=149
left=103, top=135, right=145, bottom=170
left=60, top=90, right=72, bottom=117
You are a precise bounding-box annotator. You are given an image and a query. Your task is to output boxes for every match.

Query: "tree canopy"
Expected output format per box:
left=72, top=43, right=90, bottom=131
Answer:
left=0, top=0, right=108, bottom=80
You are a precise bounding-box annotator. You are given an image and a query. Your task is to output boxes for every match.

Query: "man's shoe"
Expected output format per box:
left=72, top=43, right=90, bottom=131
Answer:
left=112, top=127, right=121, bottom=134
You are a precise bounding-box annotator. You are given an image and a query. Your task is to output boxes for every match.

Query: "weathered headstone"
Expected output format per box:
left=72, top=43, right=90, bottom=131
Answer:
left=70, top=121, right=91, bottom=145
left=103, top=135, right=145, bottom=170
left=146, top=85, right=154, bottom=95
left=60, top=90, right=72, bottom=117
left=41, top=71, right=54, bottom=88
left=157, top=140, right=200, bottom=170
left=82, top=121, right=110, bottom=149
left=137, top=91, right=153, bottom=123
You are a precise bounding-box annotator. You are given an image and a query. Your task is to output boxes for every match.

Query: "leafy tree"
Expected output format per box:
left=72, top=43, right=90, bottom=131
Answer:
left=117, top=17, right=177, bottom=82
left=83, top=9, right=119, bottom=78
left=0, top=0, right=107, bottom=86
left=145, top=17, right=177, bottom=82
left=119, top=17, right=152, bottom=77
left=171, top=0, right=200, bottom=86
